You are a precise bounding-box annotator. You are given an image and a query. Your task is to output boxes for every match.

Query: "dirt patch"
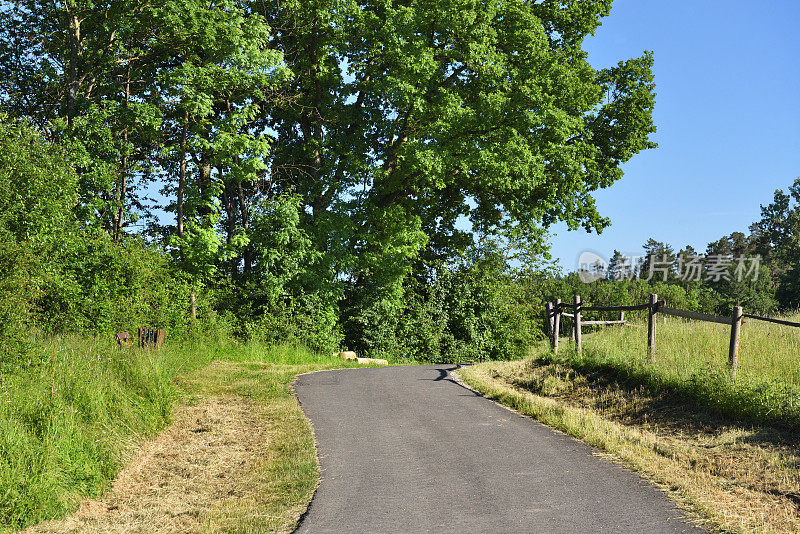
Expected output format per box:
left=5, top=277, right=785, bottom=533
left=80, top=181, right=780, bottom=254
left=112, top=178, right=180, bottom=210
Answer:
left=26, top=396, right=269, bottom=534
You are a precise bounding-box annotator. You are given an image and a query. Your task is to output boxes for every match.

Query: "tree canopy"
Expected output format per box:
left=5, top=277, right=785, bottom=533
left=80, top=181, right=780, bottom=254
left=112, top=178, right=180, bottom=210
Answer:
left=0, top=0, right=659, bottom=356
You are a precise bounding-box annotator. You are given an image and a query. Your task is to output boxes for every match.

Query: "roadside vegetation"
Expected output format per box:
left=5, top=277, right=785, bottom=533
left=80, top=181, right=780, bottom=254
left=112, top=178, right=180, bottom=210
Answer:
left=568, top=316, right=800, bottom=428
left=1, top=338, right=361, bottom=532
left=458, top=319, right=800, bottom=533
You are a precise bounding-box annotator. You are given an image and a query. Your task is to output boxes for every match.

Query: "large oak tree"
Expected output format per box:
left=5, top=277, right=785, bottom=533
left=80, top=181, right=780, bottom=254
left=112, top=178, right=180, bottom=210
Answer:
left=255, top=0, right=656, bottom=313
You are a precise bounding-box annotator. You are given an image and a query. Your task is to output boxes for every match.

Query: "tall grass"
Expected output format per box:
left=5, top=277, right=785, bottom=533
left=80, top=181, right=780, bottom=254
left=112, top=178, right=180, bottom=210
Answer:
left=0, top=335, right=340, bottom=530
left=555, top=316, right=800, bottom=428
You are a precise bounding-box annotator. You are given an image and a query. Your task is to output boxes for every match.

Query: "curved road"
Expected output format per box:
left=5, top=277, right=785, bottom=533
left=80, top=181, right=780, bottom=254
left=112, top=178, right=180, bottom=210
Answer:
left=294, top=365, right=703, bottom=533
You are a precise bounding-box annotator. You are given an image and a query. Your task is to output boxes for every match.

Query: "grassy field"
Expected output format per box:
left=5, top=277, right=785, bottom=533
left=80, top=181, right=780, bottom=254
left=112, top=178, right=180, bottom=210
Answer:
left=0, top=336, right=363, bottom=531
left=457, top=316, right=800, bottom=533
left=561, top=315, right=800, bottom=428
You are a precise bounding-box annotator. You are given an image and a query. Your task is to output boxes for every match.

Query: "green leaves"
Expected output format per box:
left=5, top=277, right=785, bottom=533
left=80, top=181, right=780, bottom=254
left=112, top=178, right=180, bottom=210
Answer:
left=0, top=118, right=78, bottom=241
left=269, top=0, right=657, bottom=273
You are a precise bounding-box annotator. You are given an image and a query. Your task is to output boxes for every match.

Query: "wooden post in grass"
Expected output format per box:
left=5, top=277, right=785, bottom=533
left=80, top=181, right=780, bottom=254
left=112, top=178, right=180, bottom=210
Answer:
left=574, top=294, right=582, bottom=356
left=545, top=302, right=554, bottom=340
left=569, top=317, right=575, bottom=342
left=647, top=294, right=657, bottom=362
left=552, top=299, right=561, bottom=353
left=729, top=305, right=743, bottom=377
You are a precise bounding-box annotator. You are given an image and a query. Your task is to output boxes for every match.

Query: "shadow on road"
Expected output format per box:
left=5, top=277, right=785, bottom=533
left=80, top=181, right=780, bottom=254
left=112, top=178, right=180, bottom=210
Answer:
left=417, top=364, right=482, bottom=397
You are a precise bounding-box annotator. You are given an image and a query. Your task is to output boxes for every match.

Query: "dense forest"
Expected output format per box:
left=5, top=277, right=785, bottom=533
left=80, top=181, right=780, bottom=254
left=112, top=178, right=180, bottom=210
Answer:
left=0, top=0, right=795, bottom=365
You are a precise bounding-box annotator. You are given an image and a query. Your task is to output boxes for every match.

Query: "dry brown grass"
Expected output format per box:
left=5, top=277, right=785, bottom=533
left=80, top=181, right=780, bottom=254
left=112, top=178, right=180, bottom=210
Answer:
left=20, top=357, right=355, bottom=534
left=25, top=395, right=269, bottom=534
left=458, top=359, right=800, bottom=534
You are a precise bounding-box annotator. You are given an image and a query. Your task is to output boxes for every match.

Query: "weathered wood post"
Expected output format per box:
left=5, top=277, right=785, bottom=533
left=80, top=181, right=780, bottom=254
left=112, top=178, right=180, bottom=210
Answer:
left=574, top=294, right=582, bottom=356
left=729, top=305, right=743, bottom=377
left=552, top=298, right=561, bottom=353
left=155, top=329, right=166, bottom=350
left=647, top=294, right=658, bottom=362
left=620, top=310, right=625, bottom=325
left=569, top=316, right=575, bottom=342
left=545, top=301, right=554, bottom=341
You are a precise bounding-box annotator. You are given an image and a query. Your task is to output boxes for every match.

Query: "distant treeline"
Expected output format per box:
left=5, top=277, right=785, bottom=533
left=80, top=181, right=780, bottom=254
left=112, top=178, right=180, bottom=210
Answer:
left=561, top=180, right=800, bottom=318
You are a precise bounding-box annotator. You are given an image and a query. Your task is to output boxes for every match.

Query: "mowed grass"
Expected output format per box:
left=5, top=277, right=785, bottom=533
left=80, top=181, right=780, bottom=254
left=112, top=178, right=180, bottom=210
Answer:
left=566, top=315, right=800, bottom=429
left=179, top=360, right=361, bottom=533
left=0, top=336, right=359, bottom=531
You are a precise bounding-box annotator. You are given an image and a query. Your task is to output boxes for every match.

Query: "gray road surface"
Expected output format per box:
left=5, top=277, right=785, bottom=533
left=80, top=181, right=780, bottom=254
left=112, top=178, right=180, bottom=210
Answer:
left=293, top=365, right=704, bottom=533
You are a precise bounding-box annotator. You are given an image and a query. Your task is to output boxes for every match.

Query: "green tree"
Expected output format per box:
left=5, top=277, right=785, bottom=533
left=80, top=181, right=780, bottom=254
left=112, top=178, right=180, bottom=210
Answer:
left=0, top=0, right=166, bottom=236
left=641, top=238, right=676, bottom=282
left=258, top=0, right=657, bottom=343
left=0, top=0, right=287, bottom=244
left=750, top=179, right=800, bottom=308
left=0, top=118, right=78, bottom=364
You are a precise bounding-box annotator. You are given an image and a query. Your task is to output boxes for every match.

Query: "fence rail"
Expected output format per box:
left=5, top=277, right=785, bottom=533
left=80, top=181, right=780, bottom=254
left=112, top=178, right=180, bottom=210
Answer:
left=561, top=303, right=652, bottom=312
left=657, top=306, right=731, bottom=325
left=743, top=313, right=800, bottom=328
left=545, top=294, right=799, bottom=377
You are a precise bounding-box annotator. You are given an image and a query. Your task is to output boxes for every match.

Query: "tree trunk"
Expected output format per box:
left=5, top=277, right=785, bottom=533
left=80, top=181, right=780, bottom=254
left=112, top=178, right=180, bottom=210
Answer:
left=112, top=66, right=131, bottom=241
left=65, top=10, right=81, bottom=125
left=177, top=111, right=188, bottom=239
left=221, top=170, right=239, bottom=278
left=198, top=147, right=213, bottom=220
left=237, top=180, right=252, bottom=275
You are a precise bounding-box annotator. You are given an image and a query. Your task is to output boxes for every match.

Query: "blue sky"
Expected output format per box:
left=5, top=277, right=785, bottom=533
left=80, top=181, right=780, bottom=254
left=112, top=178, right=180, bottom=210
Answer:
left=548, top=0, right=800, bottom=271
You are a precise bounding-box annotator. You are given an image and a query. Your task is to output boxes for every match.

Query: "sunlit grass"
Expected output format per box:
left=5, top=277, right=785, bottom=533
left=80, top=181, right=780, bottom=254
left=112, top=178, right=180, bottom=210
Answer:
left=576, top=315, right=800, bottom=384
left=553, top=314, right=800, bottom=428
left=0, top=335, right=356, bottom=531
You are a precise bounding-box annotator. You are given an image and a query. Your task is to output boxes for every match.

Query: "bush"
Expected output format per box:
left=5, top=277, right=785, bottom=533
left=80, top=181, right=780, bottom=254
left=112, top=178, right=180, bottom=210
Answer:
left=243, top=293, right=343, bottom=354
left=0, top=118, right=78, bottom=365
left=35, top=232, right=193, bottom=338
left=344, top=243, right=541, bottom=362
left=0, top=119, right=197, bottom=368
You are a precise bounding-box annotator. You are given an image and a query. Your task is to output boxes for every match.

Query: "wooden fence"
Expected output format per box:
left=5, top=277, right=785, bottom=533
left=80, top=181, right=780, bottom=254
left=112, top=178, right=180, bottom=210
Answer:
left=115, top=328, right=166, bottom=349
left=545, top=294, right=800, bottom=377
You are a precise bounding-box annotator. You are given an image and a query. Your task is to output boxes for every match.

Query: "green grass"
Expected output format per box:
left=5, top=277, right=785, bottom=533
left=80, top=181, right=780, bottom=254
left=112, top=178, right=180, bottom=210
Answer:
left=556, top=315, right=800, bottom=429
left=0, top=335, right=356, bottom=531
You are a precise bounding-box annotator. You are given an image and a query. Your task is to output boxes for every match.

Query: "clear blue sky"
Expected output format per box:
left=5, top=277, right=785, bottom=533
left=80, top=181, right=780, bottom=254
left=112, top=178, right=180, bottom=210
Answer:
left=549, top=0, right=800, bottom=271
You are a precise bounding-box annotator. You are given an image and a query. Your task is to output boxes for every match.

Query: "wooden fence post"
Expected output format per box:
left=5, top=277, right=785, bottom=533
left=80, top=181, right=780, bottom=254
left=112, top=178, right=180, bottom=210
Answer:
left=574, top=294, right=582, bottom=356
left=545, top=301, right=554, bottom=341
left=647, top=294, right=657, bottom=362
left=552, top=298, right=561, bottom=353
left=729, top=305, right=743, bottom=377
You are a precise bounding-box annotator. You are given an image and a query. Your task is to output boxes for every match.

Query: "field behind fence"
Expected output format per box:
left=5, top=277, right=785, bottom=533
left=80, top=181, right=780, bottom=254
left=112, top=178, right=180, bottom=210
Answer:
left=546, top=294, right=800, bottom=384
left=543, top=295, right=800, bottom=428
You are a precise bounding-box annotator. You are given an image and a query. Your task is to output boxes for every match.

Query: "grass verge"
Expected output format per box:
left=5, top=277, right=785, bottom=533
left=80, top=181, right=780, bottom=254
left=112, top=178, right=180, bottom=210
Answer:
left=1, top=336, right=365, bottom=532
left=180, top=360, right=359, bottom=533
left=457, top=355, right=800, bottom=534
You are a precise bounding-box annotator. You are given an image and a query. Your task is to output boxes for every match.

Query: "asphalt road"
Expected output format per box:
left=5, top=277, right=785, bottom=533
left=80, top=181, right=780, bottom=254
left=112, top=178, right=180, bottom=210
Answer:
left=293, top=365, right=704, bottom=533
